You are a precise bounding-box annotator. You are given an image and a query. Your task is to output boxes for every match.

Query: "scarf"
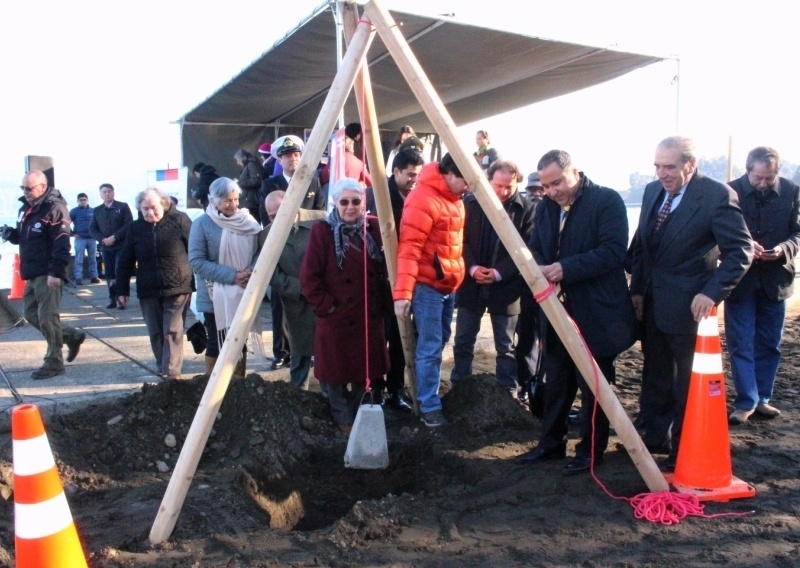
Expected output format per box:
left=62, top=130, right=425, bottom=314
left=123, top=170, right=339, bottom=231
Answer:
left=206, top=205, right=265, bottom=361
left=324, top=207, right=382, bottom=269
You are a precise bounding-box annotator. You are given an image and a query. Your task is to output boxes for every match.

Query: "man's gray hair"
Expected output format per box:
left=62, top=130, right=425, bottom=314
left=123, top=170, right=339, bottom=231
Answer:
left=746, top=146, right=781, bottom=172
left=658, top=136, right=697, bottom=164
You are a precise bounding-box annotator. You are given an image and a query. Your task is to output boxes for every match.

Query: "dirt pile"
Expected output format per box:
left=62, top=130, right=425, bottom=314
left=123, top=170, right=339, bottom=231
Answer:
left=2, top=336, right=800, bottom=567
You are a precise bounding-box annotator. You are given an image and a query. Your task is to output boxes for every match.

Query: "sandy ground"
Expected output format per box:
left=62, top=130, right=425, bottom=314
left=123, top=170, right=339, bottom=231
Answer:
left=2, top=301, right=800, bottom=567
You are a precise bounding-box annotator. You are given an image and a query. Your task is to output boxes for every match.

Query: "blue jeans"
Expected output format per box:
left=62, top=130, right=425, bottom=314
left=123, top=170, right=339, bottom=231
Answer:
left=724, top=290, right=786, bottom=411
left=451, top=306, right=518, bottom=391
left=73, top=237, right=98, bottom=280
left=411, top=283, right=455, bottom=413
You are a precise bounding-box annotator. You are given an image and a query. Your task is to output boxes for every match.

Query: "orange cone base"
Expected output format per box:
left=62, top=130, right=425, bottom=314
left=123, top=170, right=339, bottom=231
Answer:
left=663, top=472, right=756, bottom=502
left=16, top=523, right=88, bottom=568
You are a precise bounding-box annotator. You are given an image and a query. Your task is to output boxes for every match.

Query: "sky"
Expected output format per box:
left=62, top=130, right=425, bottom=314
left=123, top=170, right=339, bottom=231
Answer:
left=1, top=0, right=797, bottom=216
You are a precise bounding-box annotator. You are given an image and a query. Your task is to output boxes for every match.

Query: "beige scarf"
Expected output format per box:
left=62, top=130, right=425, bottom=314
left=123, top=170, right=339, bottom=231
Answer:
left=207, top=205, right=265, bottom=361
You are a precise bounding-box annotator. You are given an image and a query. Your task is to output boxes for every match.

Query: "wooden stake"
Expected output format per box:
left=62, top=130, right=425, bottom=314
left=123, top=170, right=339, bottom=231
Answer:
left=148, top=19, right=377, bottom=544
left=363, top=0, right=668, bottom=493
left=342, top=2, right=419, bottom=414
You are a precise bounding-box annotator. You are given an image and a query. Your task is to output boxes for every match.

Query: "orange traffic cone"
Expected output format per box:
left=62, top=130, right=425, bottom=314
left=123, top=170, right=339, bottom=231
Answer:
left=12, top=404, right=88, bottom=567
left=9, top=253, right=25, bottom=300
left=666, top=306, right=756, bottom=502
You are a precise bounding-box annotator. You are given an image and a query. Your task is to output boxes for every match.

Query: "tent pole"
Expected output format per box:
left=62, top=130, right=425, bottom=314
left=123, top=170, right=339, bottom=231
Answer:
left=342, top=1, right=419, bottom=415
left=363, top=0, right=668, bottom=493
left=148, top=18, right=377, bottom=545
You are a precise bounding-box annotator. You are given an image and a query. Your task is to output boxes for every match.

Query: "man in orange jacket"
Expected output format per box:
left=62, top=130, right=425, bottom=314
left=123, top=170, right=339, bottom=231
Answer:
left=394, top=153, right=469, bottom=428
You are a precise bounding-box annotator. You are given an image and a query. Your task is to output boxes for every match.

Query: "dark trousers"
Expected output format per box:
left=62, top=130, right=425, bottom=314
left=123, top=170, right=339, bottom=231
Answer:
left=371, top=315, right=406, bottom=394
left=270, top=290, right=290, bottom=361
left=640, top=298, right=695, bottom=456
left=515, top=292, right=543, bottom=387
left=101, top=249, right=120, bottom=302
left=538, top=324, right=615, bottom=460
left=23, top=275, right=83, bottom=371
left=140, top=294, right=188, bottom=377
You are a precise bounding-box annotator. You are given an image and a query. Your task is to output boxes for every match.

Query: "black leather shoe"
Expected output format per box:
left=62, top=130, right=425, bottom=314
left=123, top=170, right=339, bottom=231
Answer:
left=386, top=391, right=414, bottom=413
left=66, top=333, right=86, bottom=363
left=269, top=358, right=285, bottom=371
left=515, top=445, right=566, bottom=464
left=658, top=455, right=677, bottom=472
left=645, top=440, right=671, bottom=455
left=561, top=456, right=603, bottom=476
left=31, top=367, right=65, bottom=380
left=106, top=302, right=117, bottom=309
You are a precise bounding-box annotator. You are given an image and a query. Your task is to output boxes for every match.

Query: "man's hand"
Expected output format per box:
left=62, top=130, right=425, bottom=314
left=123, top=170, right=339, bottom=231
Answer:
left=472, top=266, right=496, bottom=285
left=394, top=299, right=411, bottom=319
left=540, top=262, right=564, bottom=283
left=631, top=294, right=644, bottom=321
left=0, top=225, right=12, bottom=241
left=102, top=235, right=116, bottom=247
left=690, top=293, right=715, bottom=322
left=756, top=242, right=784, bottom=262
left=47, top=276, right=62, bottom=289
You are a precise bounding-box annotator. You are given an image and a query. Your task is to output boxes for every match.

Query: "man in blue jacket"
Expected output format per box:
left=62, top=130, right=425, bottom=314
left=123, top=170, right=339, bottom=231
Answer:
left=69, top=192, right=99, bottom=285
left=726, top=146, right=800, bottom=424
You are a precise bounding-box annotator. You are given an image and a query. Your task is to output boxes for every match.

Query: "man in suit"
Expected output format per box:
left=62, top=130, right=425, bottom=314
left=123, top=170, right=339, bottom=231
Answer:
left=89, top=183, right=133, bottom=310
left=258, top=135, right=326, bottom=370
left=451, top=159, right=535, bottom=397
left=726, top=146, right=800, bottom=424
left=260, top=191, right=327, bottom=388
left=515, top=150, right=637, bottom=475
left=365, top=148, right=424, bottom=413
left=629, top=136, right=753, bottom=469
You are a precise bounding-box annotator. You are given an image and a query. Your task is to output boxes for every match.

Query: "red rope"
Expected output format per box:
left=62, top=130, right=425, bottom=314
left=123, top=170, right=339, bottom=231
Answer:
left=532, top=279, right=755, bottom=525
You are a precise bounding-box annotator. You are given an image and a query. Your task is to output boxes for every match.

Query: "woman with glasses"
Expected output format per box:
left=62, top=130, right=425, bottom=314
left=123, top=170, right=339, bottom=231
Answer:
left=188, top=177, right=263, bottom=378
left=300, top=178, right=393, bottom=433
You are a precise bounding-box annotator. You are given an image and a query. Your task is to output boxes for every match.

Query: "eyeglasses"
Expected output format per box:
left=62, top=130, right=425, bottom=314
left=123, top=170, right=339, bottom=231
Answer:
left=338, top=198, right=362, bottom=207
left=20, top=183, right=44, bottom=191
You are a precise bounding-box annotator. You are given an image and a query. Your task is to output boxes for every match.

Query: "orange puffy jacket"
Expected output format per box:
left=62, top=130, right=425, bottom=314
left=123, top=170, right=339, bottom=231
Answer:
left=393, top=162, right=465, bottom=300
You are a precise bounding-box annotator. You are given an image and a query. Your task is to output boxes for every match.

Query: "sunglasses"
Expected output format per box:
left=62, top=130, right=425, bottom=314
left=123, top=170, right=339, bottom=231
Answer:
left=338, top=198, right=362, bottom=207
left=20, top=183, right=44, bottom=191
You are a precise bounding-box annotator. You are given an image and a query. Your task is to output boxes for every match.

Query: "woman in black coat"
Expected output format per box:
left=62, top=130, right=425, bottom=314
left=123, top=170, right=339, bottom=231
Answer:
left=234, top=149, right=266, bottom=222
left=117, top=188, right=195, bottom=379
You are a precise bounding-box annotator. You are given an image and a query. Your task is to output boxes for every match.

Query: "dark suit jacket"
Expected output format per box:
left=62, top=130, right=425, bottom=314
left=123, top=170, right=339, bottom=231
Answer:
left=366, top=175, right=406, bottom=237
left=258, top=209, right=327, bottom=355
left=258, top=173, right=325, bottom=224
left=727, top=176, right=800, bottom=302
left=529, top=174, right=636, bottom=357
left=630, top=172, right=753, bottom=334
left=456, top=190, right=535, bottom=315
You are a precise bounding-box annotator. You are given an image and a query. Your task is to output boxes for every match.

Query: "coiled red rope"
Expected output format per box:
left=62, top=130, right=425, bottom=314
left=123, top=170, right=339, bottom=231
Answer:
left=532, top=286, right=754, bottom=525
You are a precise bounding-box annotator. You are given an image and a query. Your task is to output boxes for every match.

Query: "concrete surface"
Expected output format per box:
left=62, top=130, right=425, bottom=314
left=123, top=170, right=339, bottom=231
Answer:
left=0, top=279, right=278, bottom=433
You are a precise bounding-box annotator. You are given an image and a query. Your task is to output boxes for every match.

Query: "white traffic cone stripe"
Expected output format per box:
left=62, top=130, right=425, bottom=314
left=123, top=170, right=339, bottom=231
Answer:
left=697, top=314, right=719, bottom=337
left=15, top=493, right=74, bottom=539
left=692, top=352, right=724, bottom=374
left=12, top=434, right=56, bottom=476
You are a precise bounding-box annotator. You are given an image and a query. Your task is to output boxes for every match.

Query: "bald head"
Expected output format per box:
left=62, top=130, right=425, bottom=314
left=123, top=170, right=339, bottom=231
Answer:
left=265, top=190, right=285, bottom=223
left=21, top=170, right=48, bottom=204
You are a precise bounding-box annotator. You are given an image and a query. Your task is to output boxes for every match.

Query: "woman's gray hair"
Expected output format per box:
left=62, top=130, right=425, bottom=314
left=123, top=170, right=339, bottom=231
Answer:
left=330, top=177, right=364, bottom=200
left=135, top=187, right=171, bottom=210
left=209, top=177, right=241, bottom=204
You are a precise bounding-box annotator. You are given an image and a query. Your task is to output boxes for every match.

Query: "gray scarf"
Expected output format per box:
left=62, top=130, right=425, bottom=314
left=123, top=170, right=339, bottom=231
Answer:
left=325, top=208, right=382, bottom=269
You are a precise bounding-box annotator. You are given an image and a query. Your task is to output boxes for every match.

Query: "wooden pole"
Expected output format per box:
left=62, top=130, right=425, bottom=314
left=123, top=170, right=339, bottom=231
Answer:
left=148, top=20, right=377, bottom=544
left=363, top=0, right=668, bottom=493
left=341, top=2, right=419, bottom=414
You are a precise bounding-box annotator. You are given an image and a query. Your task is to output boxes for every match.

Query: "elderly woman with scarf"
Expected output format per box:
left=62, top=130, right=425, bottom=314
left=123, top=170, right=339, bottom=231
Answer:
left=188, top=177, right=263, bottom=377
left=300, top=177, right=393, bottom=433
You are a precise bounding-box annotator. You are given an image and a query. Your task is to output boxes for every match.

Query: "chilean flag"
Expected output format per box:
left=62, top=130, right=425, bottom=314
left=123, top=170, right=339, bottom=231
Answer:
left=155, top=169, right=179, bottom=181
